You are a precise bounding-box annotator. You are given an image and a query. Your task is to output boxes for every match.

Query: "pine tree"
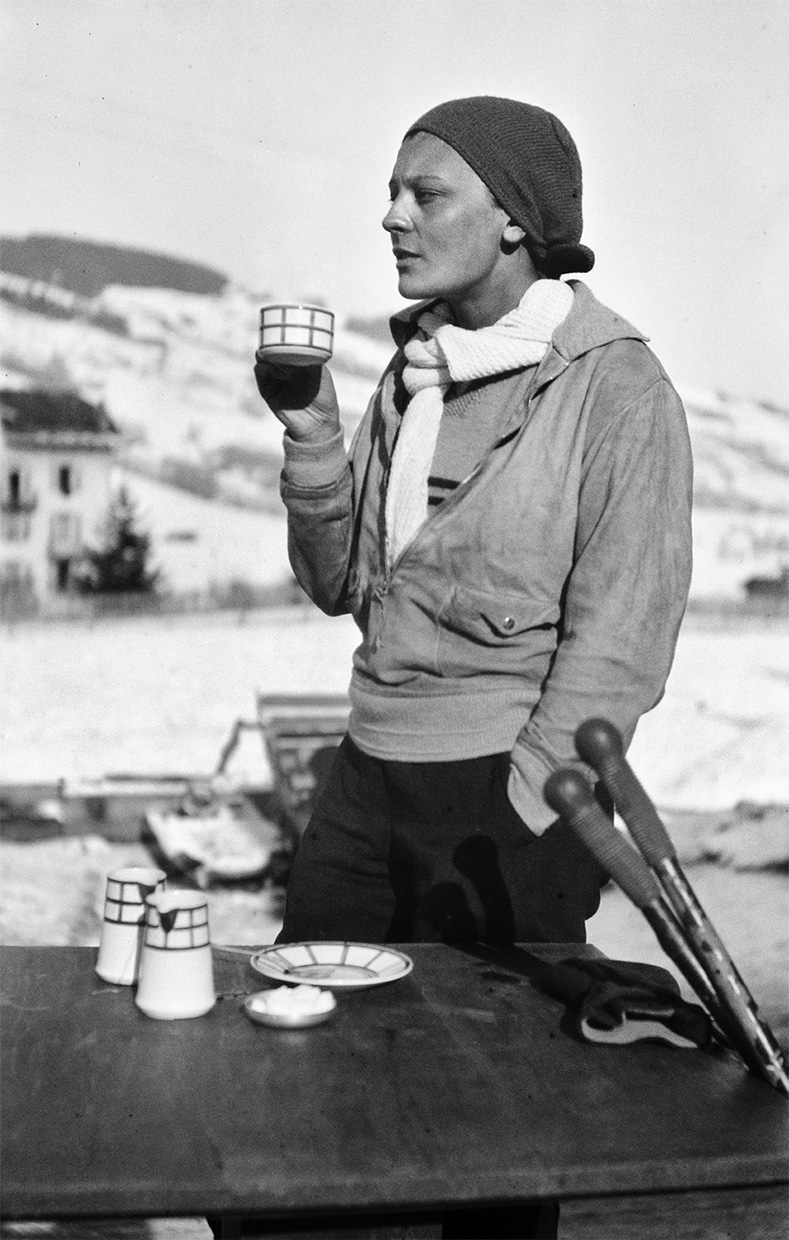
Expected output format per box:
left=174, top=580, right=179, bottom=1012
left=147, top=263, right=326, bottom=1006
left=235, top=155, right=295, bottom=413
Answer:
left=75, top=487, right=159, bottom=593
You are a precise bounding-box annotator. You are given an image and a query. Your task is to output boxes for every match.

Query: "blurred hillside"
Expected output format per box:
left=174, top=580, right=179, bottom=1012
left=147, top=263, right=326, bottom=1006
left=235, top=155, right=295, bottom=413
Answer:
left=0, top=233, right=228, bottom=298
left=1, top=236, right=787, bottom=602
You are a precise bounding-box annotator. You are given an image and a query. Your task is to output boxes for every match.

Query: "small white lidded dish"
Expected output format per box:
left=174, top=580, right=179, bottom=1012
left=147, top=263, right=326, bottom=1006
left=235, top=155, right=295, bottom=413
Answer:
left=243, top=984, right=337, bottom=1029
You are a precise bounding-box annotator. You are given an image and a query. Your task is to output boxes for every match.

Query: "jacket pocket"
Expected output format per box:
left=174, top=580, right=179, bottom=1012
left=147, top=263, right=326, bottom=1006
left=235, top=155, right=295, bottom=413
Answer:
left=443, top=585, right=556, bottom=641
left=437, top=585, right=557, bottom=677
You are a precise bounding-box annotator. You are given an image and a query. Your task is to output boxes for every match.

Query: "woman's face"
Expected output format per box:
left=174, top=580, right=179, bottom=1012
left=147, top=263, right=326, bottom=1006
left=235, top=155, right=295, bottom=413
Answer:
left=383, top=131, right=515, bottom=322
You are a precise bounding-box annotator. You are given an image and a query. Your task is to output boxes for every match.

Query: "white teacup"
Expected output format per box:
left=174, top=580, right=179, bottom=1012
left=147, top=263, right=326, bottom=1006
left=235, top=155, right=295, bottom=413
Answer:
left=256, top=303, right=334, bottom=366
left=95, top=866, right=167, bottom=986
left=135, top=890, right=215, bottom=1020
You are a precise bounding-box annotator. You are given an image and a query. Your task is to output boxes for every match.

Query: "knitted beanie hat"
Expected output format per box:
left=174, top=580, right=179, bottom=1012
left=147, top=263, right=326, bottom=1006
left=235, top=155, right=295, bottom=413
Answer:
left=405, top=96, right=595, bottom=277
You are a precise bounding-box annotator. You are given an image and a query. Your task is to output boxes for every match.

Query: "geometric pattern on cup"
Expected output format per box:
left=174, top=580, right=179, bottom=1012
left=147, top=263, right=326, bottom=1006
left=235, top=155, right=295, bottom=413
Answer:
left=259, top=303, right=334, bottom=354
left=143, top=900, right=210, bottom=950
left=104, top=872, right=165, bottom=924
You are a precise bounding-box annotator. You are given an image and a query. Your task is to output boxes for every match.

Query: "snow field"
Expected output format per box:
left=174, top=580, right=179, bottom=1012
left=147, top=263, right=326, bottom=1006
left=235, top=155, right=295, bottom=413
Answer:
left=2, top=609, right=787, bottom=813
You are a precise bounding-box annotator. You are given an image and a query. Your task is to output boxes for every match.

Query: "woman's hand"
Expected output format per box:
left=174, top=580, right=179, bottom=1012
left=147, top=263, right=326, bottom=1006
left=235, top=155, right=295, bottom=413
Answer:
left=254, top=356, right=341, bottom=444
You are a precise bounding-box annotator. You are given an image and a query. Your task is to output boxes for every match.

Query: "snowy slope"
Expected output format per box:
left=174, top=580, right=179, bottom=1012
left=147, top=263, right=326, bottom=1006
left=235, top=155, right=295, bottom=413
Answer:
left=2, top=606, right=787, bottom=810
left=0, top=283, right=391, bottom=592
left=681, top=389, right=789, bottom=597
left=112, top=467, right=292, bottom=592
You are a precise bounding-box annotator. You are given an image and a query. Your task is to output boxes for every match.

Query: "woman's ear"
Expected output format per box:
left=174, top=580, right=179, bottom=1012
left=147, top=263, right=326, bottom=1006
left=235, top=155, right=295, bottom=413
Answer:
left=501, top=219, right=527, bottom=254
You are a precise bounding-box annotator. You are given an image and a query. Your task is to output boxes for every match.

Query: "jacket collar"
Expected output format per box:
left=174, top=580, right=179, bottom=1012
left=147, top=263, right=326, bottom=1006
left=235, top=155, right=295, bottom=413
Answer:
left=389, top=298, right=442, bottom=351
left=388, top=280, right=647, bottom=364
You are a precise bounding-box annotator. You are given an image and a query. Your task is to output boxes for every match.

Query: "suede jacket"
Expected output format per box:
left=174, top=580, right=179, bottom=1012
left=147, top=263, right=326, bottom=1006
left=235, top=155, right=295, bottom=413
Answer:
left=280, top=281, right=693, bottom=834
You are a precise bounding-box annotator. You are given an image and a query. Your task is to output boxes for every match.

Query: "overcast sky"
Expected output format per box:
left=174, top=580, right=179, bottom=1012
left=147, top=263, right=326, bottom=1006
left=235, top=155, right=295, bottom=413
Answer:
left=1, top=0, right=787, bottom=404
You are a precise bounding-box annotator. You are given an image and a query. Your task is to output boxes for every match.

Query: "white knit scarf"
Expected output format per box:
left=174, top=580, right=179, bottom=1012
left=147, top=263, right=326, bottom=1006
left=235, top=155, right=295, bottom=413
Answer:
left=385, top=278, right=574, bottom=567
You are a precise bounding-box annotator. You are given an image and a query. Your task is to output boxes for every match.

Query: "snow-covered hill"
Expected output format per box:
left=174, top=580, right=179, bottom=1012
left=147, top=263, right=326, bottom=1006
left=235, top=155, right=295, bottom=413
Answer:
left=680, top=387, right=789, bottom=598
left=0, top=279, right=392, bottom=592
left=2, top=278, right=787, bottom=600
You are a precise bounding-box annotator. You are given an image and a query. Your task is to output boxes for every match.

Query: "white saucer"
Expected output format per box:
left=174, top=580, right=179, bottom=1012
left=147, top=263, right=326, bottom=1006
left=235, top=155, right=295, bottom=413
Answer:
left=250, top=942, right=414, bottom=989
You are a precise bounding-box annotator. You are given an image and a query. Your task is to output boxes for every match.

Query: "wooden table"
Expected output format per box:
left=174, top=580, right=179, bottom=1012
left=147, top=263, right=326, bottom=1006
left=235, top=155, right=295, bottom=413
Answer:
left=1, top=944, right=786, bottom=1238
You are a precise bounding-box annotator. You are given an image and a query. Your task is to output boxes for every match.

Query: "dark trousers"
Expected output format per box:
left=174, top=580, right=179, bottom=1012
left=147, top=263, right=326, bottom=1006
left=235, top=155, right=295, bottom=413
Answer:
left=278, top=736, right=606, bottom=947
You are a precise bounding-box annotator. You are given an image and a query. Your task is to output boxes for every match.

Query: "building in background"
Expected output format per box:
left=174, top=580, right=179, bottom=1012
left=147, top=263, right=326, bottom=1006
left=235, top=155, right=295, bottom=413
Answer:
left=0, top=388, right=119, bottom=611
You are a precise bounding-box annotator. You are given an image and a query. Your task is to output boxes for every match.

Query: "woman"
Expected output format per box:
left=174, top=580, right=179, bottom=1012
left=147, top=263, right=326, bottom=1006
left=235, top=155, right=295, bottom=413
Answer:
left=255, top=96, right=693, bottom=950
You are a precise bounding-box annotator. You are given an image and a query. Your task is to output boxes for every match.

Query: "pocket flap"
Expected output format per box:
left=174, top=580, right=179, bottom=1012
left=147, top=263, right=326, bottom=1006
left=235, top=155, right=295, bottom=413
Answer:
left=445, top=586, right=556, bottom=640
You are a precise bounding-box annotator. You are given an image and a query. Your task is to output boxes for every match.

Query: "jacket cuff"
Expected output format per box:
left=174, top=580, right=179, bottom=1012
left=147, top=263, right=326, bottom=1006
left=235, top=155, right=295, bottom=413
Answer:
left=282, top=429, right=348, bottom=489
left=507, top=761, right=561, bottom=837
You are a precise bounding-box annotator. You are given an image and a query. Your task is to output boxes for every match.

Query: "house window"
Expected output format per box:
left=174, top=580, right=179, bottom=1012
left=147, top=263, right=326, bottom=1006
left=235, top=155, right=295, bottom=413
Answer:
left=1, top=512, right=32, bottom=541
left=49, top=512, right=81, bottom=553
left=0, top=560, right=32, bottom=585
left=3, top=468, right=36, bottom=511
left=55, top=558, right=71, bottom=591
left=52, top=463, right=80, bottom=496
